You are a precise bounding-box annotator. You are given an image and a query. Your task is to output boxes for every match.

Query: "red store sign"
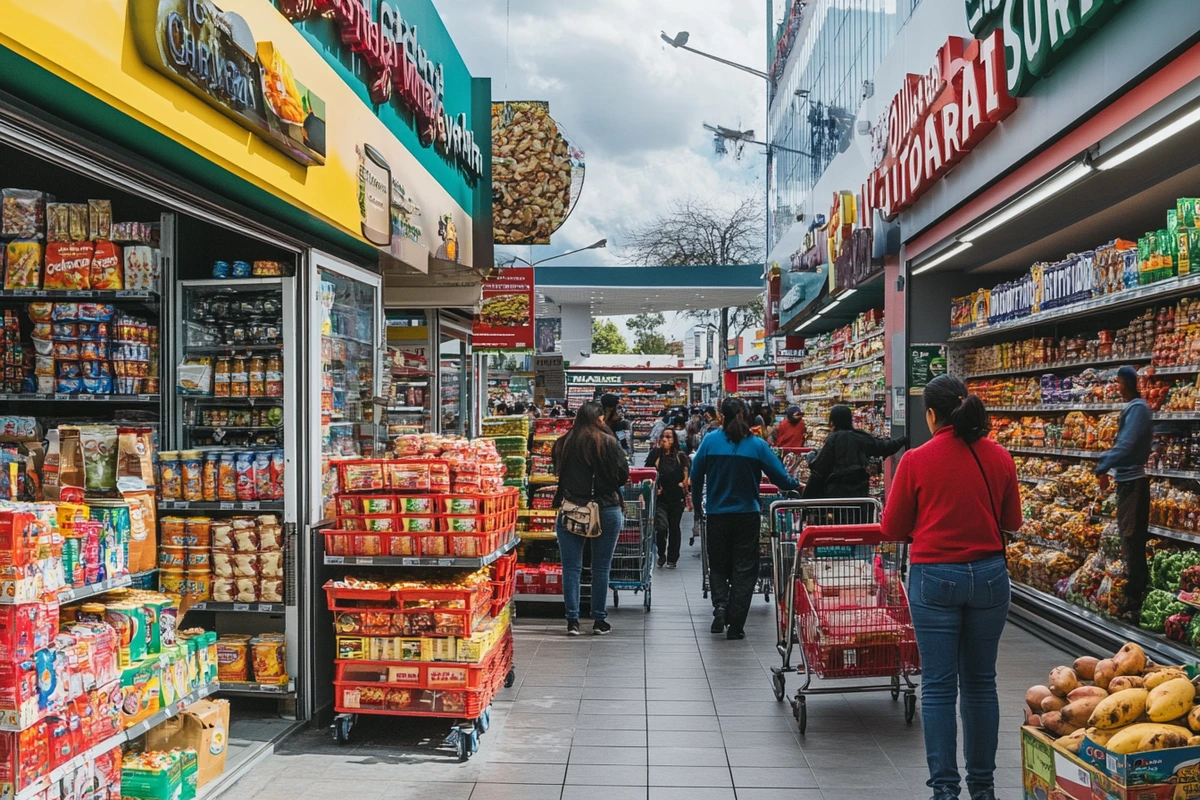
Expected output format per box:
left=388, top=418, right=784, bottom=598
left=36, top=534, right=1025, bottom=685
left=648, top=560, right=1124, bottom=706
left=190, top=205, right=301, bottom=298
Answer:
left=871, top=30, right=1016, bottom=220
left=472, top=267, right=535, bottom=351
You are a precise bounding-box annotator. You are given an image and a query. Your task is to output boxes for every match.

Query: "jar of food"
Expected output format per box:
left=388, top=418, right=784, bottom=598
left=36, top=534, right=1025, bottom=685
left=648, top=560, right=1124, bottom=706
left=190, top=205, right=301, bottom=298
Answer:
left=230, top=356, right=249, bottom=397
left=266, top=353, right=283, bottom=396
left=213, top=357, right=231, bottom=397
left=248, top=356, right=266, bottom=397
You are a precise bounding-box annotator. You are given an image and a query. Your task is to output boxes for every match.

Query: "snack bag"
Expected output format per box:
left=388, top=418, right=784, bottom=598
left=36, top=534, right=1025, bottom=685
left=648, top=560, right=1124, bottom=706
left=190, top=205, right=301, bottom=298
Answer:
left=1, top=189, right=46, bottom=239
left=123, top=246, right=157, bottom=292
left=5, top=241, right=42, bottom=289
left=88, top=200, right=112, bottom=241
left=43, top=242, right=92, bottom=290
left=90, top=241, right=122, bottom=290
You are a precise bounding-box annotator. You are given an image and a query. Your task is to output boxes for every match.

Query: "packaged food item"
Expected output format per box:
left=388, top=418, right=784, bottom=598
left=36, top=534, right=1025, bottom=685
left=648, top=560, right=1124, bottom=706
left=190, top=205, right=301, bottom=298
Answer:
left=401, top=516, right=436, bottom=533
left=254, top=452, right=272, bottom=499
left=43, top=242, right=92, bottom=289
left=235, top=452, right=256, bottom=500
left=211, top=552, right=232, bottom=579
left=235, top=577, right=257, bottom=603
left=89, top=241, right=123, bottom=290
left=215, top=635, right=251, bottom=682
left=212, top=357, right=230, bottom=397
left=211, top=522, right=233, bottom=550
left=340, top=462, right=384, bottom=492
left=258, top=525, right=283, bottom=550
left=185, top=517, right=212, bottom=547
left=123, top=246, right=158, bottom=292
left=259, top=579, right=283, bottom=603
left=388, top=462, right=430, bottom=492
left=232, top=260, right=251, bottom=278
left=177, top=358, right=213, bottom=396
left=68, top=204, right=89, bottom=242
left=218, top=454, right=237, bottom=501
left=230, top=356, right=248, bottom=397
left=180, top=450, right=204, bottom=502
left=2, top=189, right=45, bottom=239
left=252, top=261, right=285, bottom=276
left=446, top=517, right=480, bottom=532
left=159, top=545, right=186, bottom=570
left=46, top=202, right=69, bottom=242
left=250, top=635, right=286, bottom=684
left=5, top=240, right=42, bottom=289
left=211, top=579, right=234, bottom=603
left=80, top=425, right=118, bottom=492
left=158, top=452, right=182, bottom=501
left=160, top=516, right=187, bottom=547
left=232, top=523, right=258, bottom=552
left=248, top=355, right=265, bottom=397
left=265, top=353, right=283, bottom=396
left=361, top=496, right=397, bottom=514
left=269, top=450, right=285, bottom=499
left=443, top=497, right=480, bottom=514
left=88, top=200, right=112, bottom=241
left=202, top=452, right=218, bottom=501
left=259, top=551, right=283, bottom=577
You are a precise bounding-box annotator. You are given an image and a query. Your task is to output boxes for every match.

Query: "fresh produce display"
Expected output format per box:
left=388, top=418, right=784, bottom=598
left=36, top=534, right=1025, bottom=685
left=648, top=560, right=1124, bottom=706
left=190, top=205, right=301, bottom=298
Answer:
left=1023, top=642, right=1200, bottom=760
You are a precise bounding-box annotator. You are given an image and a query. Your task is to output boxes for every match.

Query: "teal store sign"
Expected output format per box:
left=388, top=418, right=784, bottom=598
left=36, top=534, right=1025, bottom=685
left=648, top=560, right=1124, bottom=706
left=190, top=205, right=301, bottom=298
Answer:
left=276, top=0, right=484, bottom=214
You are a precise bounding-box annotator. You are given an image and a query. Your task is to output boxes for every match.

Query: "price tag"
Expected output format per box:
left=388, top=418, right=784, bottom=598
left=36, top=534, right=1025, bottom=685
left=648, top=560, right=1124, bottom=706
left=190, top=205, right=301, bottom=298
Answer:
left=244, top=501, right=260, bottom=510
left=220, top=502, right=235, bottom=510
left=232, top=603, right=250, bottom=612
left=192, top=603, right=207, bottom=611
left=77, top=394, right=94, bottom=401
left=139, top=395, right=154, bottom=402
left=66, top=290, right=89, bottom=298
left=402, top=558, right=418, bottom=566
left=54, top=393, right=70, bottom=401
left=352, top=557, right=373, bottom=566
left=176, top=501, right=191, bottom=509
left=325, top=556, right=345, bottom=565
left=437, top=558, right=454, bottom=567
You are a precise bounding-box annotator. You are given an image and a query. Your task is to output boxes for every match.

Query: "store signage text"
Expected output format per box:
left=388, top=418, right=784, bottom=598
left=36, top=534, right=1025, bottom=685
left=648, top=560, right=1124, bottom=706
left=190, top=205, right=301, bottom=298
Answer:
left=871, top=31, right=1016, bottom=220
left=966, top=0, right=1131, bottom=96
left=566, top=375, right=624, bottom=385
left=281, top=0, right=483, bottom=179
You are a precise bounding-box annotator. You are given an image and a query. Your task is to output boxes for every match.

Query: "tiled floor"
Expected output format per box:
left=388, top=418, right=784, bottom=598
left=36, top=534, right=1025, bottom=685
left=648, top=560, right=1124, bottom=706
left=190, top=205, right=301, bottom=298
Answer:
left=223, top=515, right=1066, bottom=800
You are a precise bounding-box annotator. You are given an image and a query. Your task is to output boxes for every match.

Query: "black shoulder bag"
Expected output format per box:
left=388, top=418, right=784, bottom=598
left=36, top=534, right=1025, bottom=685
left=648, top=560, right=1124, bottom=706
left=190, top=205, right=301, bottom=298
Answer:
left=966, top=442, right=1006, bottom=553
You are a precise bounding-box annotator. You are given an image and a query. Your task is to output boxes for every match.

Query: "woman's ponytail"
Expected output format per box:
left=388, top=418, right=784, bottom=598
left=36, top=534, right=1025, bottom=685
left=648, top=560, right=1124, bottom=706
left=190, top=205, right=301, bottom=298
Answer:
left=925, top=375, right=990, bottom=444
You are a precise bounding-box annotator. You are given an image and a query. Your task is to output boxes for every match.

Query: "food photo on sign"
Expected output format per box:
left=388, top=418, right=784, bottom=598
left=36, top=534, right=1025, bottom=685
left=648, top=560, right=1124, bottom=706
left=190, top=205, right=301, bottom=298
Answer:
left=472, top=267, right=534, bottom=351
left=492, top=101, right=585, bottom=245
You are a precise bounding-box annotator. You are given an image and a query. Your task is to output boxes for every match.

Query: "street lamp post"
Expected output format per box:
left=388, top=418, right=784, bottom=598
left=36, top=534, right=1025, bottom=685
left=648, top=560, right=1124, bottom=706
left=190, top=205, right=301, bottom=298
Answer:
left=504, top=239, right=608, bottom=268
left=660, top=31, right=771, bottom=83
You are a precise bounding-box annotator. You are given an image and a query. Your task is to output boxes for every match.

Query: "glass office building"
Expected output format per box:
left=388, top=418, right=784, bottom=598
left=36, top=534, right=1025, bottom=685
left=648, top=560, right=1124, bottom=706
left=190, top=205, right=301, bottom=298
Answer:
left=767, top=0, right=920, bottom=250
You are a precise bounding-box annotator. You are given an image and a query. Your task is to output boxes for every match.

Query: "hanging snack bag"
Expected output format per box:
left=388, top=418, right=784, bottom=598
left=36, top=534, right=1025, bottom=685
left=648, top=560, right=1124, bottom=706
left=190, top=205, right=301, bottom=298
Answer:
left=88, top=200, right=112, bottom=241
left=46, top=203, right=69, bottom=243
left=1, top=189, right=45, bottom=239
left=80, top=425, right=118, bottom=493
left=5, top=241, right=42, bottom=289
left=43, top=242, right=92, bottom=290
left=90, top=241, right=123, bottom=290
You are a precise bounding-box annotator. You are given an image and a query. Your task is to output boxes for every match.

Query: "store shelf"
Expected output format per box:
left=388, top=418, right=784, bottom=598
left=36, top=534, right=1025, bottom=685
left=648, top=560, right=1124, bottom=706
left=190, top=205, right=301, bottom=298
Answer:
left=514, top=593, right=564, bottom=603
left=323, top=331, right=372, bottom=346
left=0, top=392, right=160, bottom=403
left=1147, top=468, right=1200, bottom=480
left=519, top=530, right=558, bottom=541
left=187, top=602, right=286, bottom=613
left=183, top=396, right=284, bottom=406
left=950, top=273, right=1200, bottom=342
left=388, top=406, right=427, bottom=412
left=213, top=681, right=294, bottom=696
left=323, top=535, right=519, bottom=568
left=990, top=403, right=1125, bottom=413
left=1154, top=364, right=1200, bottom=375
left=0, top=288, right=158, bottom=300
left=1010, top=582, right=1194, bottom=667
left=791, top=351, right=885, bottom=377
left=158, top=500, right=284, bottom=511
left=965, top=352, right=1154, bottom=379
left=189, top=426, right=282, bottom=433
left=183, top=344, right=283, bottom=354
left=1149, top=524, right=1200, bottom=547
left=1007, top=446, right=1102, bottom=459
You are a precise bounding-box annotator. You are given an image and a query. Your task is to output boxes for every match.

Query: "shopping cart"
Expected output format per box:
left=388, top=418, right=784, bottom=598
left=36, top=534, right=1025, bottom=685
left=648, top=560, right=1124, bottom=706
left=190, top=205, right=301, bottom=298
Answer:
left=607, top=467, right=655, bottom=611
left=697, top=483, right=778, bottom=602
left=768, top=498, right=919, bottom=733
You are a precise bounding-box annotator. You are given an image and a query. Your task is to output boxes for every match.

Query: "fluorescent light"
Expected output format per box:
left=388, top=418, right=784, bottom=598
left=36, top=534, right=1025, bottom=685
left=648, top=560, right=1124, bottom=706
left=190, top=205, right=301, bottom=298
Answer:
left=1097, top=105, right=1200, bottom=170
left=822, top=300, right=841, bottom=312
left=959, top=162, right=1093, bottom=243
left=795, top=312, right=825, bottom=332
left=911, top=242, right=973, bottom=276
left=839, top=288, right=857, bottom=298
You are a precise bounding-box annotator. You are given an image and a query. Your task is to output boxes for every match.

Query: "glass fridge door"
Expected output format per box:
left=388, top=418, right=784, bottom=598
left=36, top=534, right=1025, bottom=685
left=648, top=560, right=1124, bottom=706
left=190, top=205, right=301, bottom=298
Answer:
left=309, top=252, right=382, bottom=525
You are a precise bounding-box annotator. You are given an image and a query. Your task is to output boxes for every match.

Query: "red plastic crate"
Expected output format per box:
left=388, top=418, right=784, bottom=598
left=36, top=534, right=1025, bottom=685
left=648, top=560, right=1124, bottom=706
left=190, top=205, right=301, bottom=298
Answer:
left=334, top=633, right=512, bottom=719
left=329, top=606, right=487, bottom=637
left=324, top=530, right=419, bottom=558
left=334, top=629, right=510, bottom=690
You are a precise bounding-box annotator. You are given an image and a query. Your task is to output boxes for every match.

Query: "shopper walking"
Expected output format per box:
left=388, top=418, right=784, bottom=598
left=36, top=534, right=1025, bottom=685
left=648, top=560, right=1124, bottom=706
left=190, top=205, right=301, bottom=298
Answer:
left=600, top=393, right=633, bottom=458
left=648, top=410, right=671, bottom=448
left=882, top=375, right=1021, bottom=800
left=1095, top=365, right=1153, bottom=613
left=691, top=398, right=799, bottom=639
left=646, top=428, right=690, bottom=569
left=805, top=404, right=906, bottom=498
left=773, top=405, right=807, bottom=449
left=552, top=401, right=630, bottom=635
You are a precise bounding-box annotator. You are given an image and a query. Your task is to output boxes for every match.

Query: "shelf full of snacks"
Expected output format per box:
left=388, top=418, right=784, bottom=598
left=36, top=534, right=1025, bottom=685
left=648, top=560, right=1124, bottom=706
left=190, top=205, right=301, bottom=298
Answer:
left=319, top=440, right=518, bottom=755
left=516, top=418, right=572, bottom=589
left=383, top=312, right=434, bottom=438
left=953, top=198, right=1200, bottom=659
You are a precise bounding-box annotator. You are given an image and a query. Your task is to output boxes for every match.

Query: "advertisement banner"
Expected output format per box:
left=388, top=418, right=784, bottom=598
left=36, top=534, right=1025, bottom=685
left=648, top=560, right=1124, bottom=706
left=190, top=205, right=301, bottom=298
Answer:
left=473, top=267, right=534, bottom=350
left=778, top=265, right=828, bottom=330
left=534, top=354, right=566, bottom=400
left=492, top=102, right=585, bottom=245
left=908, top=344, right=947, bottom=396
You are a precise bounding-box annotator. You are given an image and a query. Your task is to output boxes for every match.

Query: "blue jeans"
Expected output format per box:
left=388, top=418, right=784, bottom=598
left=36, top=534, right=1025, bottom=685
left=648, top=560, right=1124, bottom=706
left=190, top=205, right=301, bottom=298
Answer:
left=908, top=556, right=1010, bottom=799
left=558, top=504, right=624, bottom=621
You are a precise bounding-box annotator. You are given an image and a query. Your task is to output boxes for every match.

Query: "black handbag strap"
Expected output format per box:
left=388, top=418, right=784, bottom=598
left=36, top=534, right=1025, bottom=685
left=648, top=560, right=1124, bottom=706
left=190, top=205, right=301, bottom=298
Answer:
left=966, top=442, right=1004, bottom=547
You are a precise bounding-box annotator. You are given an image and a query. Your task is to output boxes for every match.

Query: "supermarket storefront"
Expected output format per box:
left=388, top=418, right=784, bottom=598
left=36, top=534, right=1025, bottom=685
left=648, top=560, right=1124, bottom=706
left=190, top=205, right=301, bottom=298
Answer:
left=0, top=0, right=490, bottom=792
left=876, top=0, right=1200, bottom=662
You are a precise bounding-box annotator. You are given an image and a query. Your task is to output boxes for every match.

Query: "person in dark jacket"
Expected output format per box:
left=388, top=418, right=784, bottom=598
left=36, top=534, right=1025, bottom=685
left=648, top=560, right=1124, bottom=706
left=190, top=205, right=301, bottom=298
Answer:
left=600, top=393, right=633, bottom=458
left=1094, top=365, right=1154, bottom=612
left=552, top=401, right=630, bottom=635
left=806, top=404, right=906, bottom=498
left=691, top=398, right=800, bottom=639
left=646, top=427, right=690, bottom=569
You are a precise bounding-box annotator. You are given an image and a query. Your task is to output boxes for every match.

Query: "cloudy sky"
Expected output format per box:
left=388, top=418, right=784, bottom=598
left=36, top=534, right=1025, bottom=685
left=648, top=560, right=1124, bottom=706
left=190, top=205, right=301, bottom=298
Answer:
left=434, top=0, right=769, bottom=340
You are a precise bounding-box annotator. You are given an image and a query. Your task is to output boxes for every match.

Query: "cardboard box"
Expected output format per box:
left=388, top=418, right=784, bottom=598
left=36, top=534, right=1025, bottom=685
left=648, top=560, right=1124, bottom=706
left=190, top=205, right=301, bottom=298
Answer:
left=1021, top=725, right=1200, bottom=799
left=144, top=699, right=229, bottom=789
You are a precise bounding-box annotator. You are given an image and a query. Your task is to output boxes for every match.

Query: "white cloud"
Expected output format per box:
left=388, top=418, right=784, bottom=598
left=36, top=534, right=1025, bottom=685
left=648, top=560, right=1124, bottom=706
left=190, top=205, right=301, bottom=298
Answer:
left=433, top=0, right=767, bottom=272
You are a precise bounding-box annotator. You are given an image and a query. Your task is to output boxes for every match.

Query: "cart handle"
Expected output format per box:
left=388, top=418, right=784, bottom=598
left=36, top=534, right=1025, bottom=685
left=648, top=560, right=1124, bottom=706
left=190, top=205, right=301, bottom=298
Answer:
left=628, top=468, right=658, bottom=482
left=796, top=523, right=905, bottom=549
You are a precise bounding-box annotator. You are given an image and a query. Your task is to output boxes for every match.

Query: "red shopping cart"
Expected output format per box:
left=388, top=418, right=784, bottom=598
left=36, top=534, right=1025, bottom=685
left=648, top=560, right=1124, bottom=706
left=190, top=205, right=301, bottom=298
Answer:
left=767, top=498, right=919, bottom=733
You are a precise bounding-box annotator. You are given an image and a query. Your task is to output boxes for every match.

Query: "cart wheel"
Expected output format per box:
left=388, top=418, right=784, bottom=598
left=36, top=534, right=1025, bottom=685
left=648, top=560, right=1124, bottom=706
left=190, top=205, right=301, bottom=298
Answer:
left=771, top=672, right=785, bottom=702
left=332, top=716, right=352, bottom=744
left=455, top=732, right=470, bottom=762
left=891, top=675, right=900, bottom=701
left=904, top=692, right=917, bottom=724
left=505, top=668, right=516, bottom=688
left=798, top=697, right=807, bottom=734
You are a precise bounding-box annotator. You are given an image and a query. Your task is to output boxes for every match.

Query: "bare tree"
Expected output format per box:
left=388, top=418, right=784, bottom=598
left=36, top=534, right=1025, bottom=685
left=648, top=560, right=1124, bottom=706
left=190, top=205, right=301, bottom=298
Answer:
left=621, top=196, right=765, bottom=339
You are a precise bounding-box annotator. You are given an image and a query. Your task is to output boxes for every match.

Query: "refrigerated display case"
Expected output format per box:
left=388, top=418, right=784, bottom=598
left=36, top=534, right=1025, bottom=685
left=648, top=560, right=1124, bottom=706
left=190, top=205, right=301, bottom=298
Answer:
left=439, top=312, right=474, bottom=438
left=385, top=311, right=434, bottom=436
left=311, top=253, right=383, bottom=525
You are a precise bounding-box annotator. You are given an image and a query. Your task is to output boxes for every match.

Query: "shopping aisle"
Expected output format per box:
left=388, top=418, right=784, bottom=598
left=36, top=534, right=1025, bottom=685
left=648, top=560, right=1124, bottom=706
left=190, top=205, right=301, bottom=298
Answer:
left=222, top=519, right=1066, bottom=800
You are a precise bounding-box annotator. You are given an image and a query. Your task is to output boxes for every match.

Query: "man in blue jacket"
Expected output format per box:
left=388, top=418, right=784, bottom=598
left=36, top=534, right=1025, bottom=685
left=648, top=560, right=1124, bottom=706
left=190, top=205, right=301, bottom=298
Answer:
left=1095, top=366, right=1153, bottom=613
left=692, top=398, right=800, bottom=639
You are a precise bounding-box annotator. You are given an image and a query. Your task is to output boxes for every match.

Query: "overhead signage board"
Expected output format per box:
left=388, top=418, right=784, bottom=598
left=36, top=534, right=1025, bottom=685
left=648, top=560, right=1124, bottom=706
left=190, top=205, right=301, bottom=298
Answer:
left=534, top=354, right=566, bottom=399
left=129, top=0, right=327, bottom=166
left=965, top=0, right=1133, bottom=97
left=472, top=267, right=534, bottom=351
left=871, top=31, right=1016, bottom=220
left=567, top=374, right=623, bottom=385
left=778, top=264, right=828, bottom=330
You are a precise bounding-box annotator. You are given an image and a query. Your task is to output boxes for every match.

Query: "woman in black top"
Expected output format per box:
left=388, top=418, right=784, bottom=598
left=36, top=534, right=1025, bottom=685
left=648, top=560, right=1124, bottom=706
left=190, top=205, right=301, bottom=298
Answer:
left=552, top=401, right=630, bottom=635
left=806, top=404, right=906, bottom=499
left=646, top=427, right=690, bottom=569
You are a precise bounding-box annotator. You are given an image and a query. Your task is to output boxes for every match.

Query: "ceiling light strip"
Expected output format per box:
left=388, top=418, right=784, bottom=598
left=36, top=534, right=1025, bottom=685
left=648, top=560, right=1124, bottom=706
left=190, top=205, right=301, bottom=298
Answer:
left=959, top=162, right=1093, bottom=243
left=911, top=242, right=973, bottom=276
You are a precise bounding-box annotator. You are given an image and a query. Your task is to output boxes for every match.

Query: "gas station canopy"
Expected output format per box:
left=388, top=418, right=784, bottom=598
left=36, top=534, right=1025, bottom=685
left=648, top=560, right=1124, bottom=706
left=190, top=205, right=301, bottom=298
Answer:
left=533, top=264, right=764, bottom=316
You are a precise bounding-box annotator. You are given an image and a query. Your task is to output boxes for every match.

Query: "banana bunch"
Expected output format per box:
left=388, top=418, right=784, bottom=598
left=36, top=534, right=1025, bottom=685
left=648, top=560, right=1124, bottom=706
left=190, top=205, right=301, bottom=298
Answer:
left=1024, top=642, right=1200, bottom=756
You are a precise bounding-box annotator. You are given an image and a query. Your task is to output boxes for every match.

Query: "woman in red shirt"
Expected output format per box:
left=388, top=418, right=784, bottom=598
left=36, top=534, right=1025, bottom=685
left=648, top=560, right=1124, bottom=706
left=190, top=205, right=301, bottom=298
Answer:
left=882, top=375, right=1021, bottom=800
